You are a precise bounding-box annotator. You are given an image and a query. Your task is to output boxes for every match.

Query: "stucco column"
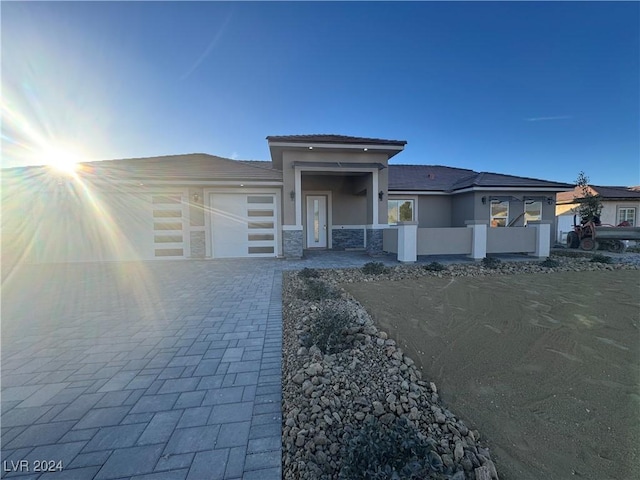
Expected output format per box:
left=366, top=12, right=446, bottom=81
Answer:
left=465, top=220, right=488, bottom=260
left=527, top=221, right=551, bottom=258
left=396, top=222, right=418, bottom=263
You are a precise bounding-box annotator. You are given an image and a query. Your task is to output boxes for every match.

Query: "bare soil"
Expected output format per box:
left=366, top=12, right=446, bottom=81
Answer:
left=345, top=270, right=639, bottom=480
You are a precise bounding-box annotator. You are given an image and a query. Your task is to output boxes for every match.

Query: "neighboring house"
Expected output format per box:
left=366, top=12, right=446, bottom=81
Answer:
left=555, top=185, right=640, bottom=243
left=1, top=134, right=573, bottom=264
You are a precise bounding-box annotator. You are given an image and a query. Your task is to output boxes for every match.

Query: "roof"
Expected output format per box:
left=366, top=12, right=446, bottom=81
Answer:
left=266, top=134, right=407, bottom=146
left=557, top=185, right=640, bottom=203
left=389, top=165, right=573, bottom=192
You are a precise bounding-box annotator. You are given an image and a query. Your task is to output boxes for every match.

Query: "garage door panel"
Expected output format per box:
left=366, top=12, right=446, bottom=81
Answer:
left=211, top=193, right=277, bottom=258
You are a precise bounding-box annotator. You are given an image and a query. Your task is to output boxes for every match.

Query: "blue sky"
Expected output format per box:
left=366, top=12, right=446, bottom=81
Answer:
left=2, top=1, right=638, bottom=186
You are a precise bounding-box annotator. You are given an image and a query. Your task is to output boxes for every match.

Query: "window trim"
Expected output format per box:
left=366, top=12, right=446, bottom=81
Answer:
left=387, top=197, right=417, bottom=225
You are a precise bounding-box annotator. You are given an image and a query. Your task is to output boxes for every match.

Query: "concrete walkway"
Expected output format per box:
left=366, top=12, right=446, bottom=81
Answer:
left=1, top=252, right=392, bottom=480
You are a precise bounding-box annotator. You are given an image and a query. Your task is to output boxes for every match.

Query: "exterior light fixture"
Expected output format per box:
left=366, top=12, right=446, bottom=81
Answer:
left=546, top=197, right=553, bottom=205
left=378, top=190, right=384, bottom=201
left=363, top=148, right=368, bottom=151
left=309, top=146, right=313, bottom=150
left=481, top=196, right=487, bottom=205
left=192, top=193, right=199, bottom=203
left=290, top=190, right=296, bottom=200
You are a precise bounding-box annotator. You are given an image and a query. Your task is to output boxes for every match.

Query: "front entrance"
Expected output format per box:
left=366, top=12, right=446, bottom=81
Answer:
left=306, top=195, right=327, bottom=248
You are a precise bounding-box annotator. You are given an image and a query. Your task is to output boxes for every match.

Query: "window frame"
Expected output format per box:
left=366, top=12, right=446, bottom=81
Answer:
left=387, top=197, right=416, bottom=225
left=524, top=200, right=542, bottom=225
left=617, top=207, right=636, bottom=226
left=490, top=200, right=509, bottom=227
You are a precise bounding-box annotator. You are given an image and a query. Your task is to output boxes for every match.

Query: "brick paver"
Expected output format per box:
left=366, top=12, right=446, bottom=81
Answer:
left=1, top=251, right=401, bottom=479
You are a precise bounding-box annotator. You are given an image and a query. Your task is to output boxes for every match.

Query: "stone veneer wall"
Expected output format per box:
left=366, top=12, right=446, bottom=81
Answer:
left=190, top=231, right=206, bottom=258
left=283, top=230, right=303, bottom=258
left=365, top=228, right=384, bottom=255
left=332, top=229, right=365, bottom=250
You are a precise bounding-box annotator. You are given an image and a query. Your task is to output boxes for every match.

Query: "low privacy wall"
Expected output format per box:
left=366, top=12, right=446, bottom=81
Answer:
left=389, top=222, right=551, bottom=262
left=487, top=227, right=536, bottom=254
left=417, top=228, right=472, bottom=255
left=383, top=228, right=398, bottom=254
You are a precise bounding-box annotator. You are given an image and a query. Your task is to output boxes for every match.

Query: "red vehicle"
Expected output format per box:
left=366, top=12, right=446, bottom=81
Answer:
left=566, top=215, right=638, bottom=252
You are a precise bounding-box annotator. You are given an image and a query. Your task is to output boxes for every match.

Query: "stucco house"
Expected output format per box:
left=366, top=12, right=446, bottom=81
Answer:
left=2, top=134, right=573, bottom=264
left=555, top=185, right=640, bottom=243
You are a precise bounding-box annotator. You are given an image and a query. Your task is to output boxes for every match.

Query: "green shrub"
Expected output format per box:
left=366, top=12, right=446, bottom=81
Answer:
left=482, top=257, right=501, bottom=269
left=340, top=416, right=447, bottom=480
left=362, top=261, right=388, bottom=275
left=424, top=262, right=445, bottom=272
left=540, top=258, right=560, bottom=268
left=304, top=278, right=339, bottom=301
left=307, top=305, right=353, bottom=354
left=590, top=254, right=612, bottom=264
left=298, top=267, right=320, bottom=279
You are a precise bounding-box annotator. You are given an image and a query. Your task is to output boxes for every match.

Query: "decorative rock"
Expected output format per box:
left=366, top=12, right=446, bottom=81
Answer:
left=454, top=442, right=465, bottom=462
left=354, top=412, right=365, bottom=421
left=372, top=401, right=385, bottom=416
left=292, top=372, right=305, bottom=385
left=306, top=363, right=323, bottom=376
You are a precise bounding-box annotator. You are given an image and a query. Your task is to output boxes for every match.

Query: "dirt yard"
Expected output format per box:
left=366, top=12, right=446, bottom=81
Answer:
left=345, top=270, right=639, bottom=480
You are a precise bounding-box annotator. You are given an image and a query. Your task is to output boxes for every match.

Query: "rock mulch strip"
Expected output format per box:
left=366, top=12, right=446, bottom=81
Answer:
left=282, top=255, right=638, bottom=480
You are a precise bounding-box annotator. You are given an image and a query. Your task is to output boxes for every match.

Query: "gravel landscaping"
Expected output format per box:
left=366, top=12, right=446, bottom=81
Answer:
left=281, top=253, right=639, bottom=480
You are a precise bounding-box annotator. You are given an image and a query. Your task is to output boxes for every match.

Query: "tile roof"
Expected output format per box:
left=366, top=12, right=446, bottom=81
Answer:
left=556, top=185, right=640, bottom=203
left=389, top=165, right=475, bottom=191
left=389, top=165, right=573, bottom=191
left=88, top=154, right=283, bottom=181
left=266, top=134, right=407, bottom=146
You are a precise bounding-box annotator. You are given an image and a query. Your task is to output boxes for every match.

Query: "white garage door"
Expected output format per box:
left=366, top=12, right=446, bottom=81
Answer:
left=210, top=193, right=277, bottom=258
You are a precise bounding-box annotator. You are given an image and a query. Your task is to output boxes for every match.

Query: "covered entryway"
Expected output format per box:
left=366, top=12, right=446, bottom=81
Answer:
left=210, top=193, right=278, bottom=258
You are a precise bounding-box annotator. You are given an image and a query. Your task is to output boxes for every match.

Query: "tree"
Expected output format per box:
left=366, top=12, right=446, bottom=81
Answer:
left=574, top=171, right=602, bottom=223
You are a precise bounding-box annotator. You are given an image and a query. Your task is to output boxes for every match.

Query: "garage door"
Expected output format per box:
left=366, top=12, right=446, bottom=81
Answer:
left=211, top=193, right=277, bottom=258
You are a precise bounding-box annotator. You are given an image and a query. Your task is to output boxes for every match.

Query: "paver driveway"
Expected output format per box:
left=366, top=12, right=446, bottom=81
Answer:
left=1, top=260, right=286, bottom=480
left=1, top=253, right=399, bottom=479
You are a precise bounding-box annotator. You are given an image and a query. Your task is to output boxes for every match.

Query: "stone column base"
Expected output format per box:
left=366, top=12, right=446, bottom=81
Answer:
left=283, top=229, right=303, bottom=258
left=366, top=228, right=384, bottom=255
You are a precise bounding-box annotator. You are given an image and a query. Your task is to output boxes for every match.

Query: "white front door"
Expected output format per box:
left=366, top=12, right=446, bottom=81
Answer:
left=306, top=195, right=327, bottom=248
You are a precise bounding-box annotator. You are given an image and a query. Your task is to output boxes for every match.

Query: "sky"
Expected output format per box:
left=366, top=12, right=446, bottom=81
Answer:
left=2, top=1, right=639, bottom=186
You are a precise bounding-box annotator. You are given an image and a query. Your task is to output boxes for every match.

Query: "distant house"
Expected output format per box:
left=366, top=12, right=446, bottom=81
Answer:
left=2, top=134, right=572, bottom=264
left=555, top=185, right=640, bottom=243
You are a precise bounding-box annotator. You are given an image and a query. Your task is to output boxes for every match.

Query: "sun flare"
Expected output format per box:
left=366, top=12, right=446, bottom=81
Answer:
left=42, top=145, right=82, bottom=175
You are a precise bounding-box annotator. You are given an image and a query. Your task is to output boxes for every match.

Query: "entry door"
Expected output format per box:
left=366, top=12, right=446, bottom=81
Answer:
left=306, top=195, right=327, bottom=248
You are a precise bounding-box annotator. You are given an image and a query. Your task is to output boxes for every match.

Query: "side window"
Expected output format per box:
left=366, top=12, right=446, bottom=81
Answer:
left=618, top=207, right=636, bottom=226
left=524, top=201, right=542, bottom=225
left=388, top=199, right=414, bottom=224
left=490, top=200, right=509, bottom=227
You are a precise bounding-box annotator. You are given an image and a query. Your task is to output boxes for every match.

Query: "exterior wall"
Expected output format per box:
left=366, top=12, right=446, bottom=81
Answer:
left=190, top=231, right=206, bottom=258
left=366, top=228, right=384, bottom=254
left=301, top=175, right=366, bottom=225
left=600, top=201, right=640, bottom=226
left=332, top=228, right=365, bottom=250
left=486, top=227, right=537, bottom=253
left=417, top=228, right=472, bottom=255
left=416, top=195, right=452, bottom=227
left=383, top=228, right=398, bottom=253
left=452, top=191, right=557, bottom=244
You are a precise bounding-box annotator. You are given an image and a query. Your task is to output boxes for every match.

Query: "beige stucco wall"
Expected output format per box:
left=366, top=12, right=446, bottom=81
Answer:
left=282, top=150, right=389, bottom=226
left=486, top=227, right=537, bottom=253
left=417, top=227, right=472, bottom=255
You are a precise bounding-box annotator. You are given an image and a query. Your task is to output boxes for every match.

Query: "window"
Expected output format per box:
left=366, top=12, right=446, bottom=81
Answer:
left=524, top=201, right=542, bottom=225
left=618, top=207, right=636, bottom=226
left=388, top=199, right=414, bottom=224
left=490, top=200, right=509, bottom=227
